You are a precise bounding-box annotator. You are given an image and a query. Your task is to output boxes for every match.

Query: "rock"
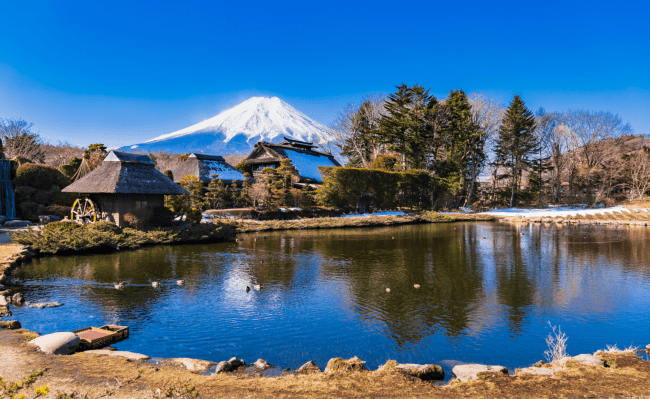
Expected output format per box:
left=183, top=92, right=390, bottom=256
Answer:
left=4, top=220, right=32, bottom=228
left=0, top=296, right=7, bottom=306
left=560, top=354, right=604, bottom=367
left=29, top=332, right=80, bottom=355
left=646, top=344, right=650, bottom=351
left=11, top=293, right=24, bottom=304
left=517, top=367, right=555, bottom=376
left=394, top=363, right=444, bottom=381
left=173, top=358, right=216, bottom=372
left=0, top=320, right=21, bottom=329
left=296, top=360, right=321, bottom=374
left=452, top=364, right=508, bottom=382
left=214, top=360, right=233, bottom=374
left=29, top=301, right=64, bottom=309
left=82, top=349, right=150, bottom=360
left=253, top=358, right=273, bottom=370
left=0, top=305, right=11, bottom=317
left=324, top=357, right=367, bottom=374
left=229, top=357, right=245, bottom=369
left=38, top=215, right=62, bottom=224
left=0, top=216, right=8, bottom=225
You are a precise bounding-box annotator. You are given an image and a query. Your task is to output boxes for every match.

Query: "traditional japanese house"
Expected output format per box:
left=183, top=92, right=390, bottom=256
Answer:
left=62, top=151, right=187, bottom=227
left=169, top=153, right=246, bottom=185
left=244, top=138, right=341, bottom=184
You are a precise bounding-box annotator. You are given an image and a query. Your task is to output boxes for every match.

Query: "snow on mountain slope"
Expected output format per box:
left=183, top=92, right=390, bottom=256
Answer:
left=122, top=97, right=337, bottom=156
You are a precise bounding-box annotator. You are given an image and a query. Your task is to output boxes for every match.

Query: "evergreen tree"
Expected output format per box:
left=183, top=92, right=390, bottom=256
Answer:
left=239, top=174, right=252, bottom=207
left=494, top=95, right=538, bottom=207
left=205, top=174, right=228, bottom=209
left=229, top=180, right=239, bottom=207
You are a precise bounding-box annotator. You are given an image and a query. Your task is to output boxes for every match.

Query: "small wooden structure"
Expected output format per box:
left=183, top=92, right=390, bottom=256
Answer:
left=62, top=151, right=187, bottom=227
left=244, top=137, right=340, bottom=184
left=74, top=324, right=129, bottom=350
left=170, top=153, right=246, bottom=185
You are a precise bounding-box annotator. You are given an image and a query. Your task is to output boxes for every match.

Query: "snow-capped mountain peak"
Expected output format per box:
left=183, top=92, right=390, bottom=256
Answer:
left=123, top=97, right=336, bottom=156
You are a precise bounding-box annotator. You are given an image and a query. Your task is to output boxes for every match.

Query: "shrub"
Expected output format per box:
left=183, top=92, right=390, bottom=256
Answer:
left=544, top=322, right=569, bottom=364
left=123, top=208, right=153, bottom=230
left=149, top=206, right=175, bottom=227
left=13, top=186, right=36, bottom=203
left=13, top=163, right=69, bottom=190
left=43, top=221, right=81, bottom=233
left=18, top=201, right=41, bottom=220
left=45, top=204, right=72, bottom=219
left=85, top=221, right=122, bottom=234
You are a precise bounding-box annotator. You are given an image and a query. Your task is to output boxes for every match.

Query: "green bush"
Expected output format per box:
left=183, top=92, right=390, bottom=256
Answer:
left=316, top=167, right=448, bottom=210
left=149, top=206, right=175, bottom=227
left=51, top=191, right=76, bottom=206
left=13, top=186, right=36, bottom=204
left=45, top=204, right=72, bottom=219
left=18, top=202, right=40, bottom=220
left=13, top=163, right=69, bottom=190
left=85, top=221, right=122, bottom=234
left=43, top=221, right=81, bottom=233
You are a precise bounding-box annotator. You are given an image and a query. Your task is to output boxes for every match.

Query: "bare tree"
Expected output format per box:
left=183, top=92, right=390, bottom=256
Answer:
left=248, top=182, right=269, bottom=208
left=329, top=94, right=386, bottom=167
left=0, top=119, right=46, bottom=163
left=43, top=142, right=84, bottom=169
left=625, top=147, right=650, bottom=199
left=562, top=110, right=632, bottom=203
left=466, top=93, right=504, bottom=206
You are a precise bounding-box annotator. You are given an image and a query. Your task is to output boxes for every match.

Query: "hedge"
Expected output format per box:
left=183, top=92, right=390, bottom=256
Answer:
left=316, top=167, right=450, bottom=210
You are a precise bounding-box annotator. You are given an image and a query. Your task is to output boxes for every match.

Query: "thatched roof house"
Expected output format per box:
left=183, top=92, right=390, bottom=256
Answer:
left=62, top=151, right=186, bottom=227
left=244, top=138, right=340, bottom=183
left=170, top=153, right=246, bottom=185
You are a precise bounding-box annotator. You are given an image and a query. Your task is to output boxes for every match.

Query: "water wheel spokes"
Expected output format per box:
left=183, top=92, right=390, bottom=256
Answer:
left=71, top=198, right=98, bottom=224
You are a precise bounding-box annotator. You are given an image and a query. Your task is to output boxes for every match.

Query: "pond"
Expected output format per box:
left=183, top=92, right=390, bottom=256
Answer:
left=9, top=222, right=650, bottom=379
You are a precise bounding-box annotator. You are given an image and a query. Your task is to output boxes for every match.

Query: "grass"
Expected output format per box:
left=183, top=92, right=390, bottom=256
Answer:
left=544, top=322, right=569, bottom=365
left=9, top=222, right=235, bottom=255
left=223, top=211, right=495, bottom=233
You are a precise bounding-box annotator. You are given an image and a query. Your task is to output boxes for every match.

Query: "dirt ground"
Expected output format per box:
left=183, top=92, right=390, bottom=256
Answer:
left=2, top=330, right=650, bottom=398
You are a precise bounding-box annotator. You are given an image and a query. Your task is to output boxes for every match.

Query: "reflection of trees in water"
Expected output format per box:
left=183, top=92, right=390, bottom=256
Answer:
left=300, top=224, right=486, bottom=347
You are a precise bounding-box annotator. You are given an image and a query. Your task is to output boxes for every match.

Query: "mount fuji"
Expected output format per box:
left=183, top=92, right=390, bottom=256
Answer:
left=122, top=97, right=337, bottom=156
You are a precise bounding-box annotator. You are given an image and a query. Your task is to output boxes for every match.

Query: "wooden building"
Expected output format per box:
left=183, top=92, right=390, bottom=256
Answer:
left=170, top=153, right=246, bottom=185
left=62, top=151, right=187, bottom=227
left=244, top=138, right=341, bottom=184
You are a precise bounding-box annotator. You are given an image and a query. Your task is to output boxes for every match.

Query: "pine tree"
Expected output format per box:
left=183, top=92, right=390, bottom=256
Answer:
left=239, top=174, right=252, bottom=207
left=206, top=174, right=228, bottom=209
left=494, top=95, right=538, bottom=207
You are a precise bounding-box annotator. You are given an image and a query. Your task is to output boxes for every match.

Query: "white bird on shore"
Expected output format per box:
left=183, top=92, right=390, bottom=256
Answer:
left=177, top=280, right=185, bottom=286
left=152, top=281, right=160, bottom=288
left=114, top=282, right=124, bottom=290
left=254, top=284, right=263, bottom=290
left=414, top=284, right=421, bottom=289
left=386, top=288, right=391, bottom=293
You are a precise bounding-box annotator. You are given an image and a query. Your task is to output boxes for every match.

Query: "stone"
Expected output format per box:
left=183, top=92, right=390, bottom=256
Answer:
left=253, top=358, right=273, bottom=370
left=214, top=360, right=233, bottom=374
left=173, top=358, right=216, bottom=372
left=82, top=349, right=150, bottom=360
left=229, top=357, right=245, bottom=369
left=0, top=296, right=7, bottom=306
left=394, top=363, right=444, bottom=381
left=29, top=332, right=80, bottom=355
left=0, top=305, right=11, bottom=317
left=11, top=293, right=24, bottom=304
left=324, top=356, right=367, bottom=374
left=4, top=220, right=32, bottom=228
left=0, top=216, right=8, bottom=225
left=452, top=364, right=508, bottom=382
left=0, top=320, right=21, bottom=329
left=29, top=301, right=64, bottom=309
left=296, top=360, right=321, bottom=374
left=560, top=354, right=604, bottom=367
left=38, top=215, right=62, bottom=224
left=516, top=367, right=555, bottom=376
left=646, top=344, right=650, bottom=351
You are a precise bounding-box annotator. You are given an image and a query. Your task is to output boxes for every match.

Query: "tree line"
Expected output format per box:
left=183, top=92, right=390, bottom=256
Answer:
left=329, top=85, right=636, bottom=208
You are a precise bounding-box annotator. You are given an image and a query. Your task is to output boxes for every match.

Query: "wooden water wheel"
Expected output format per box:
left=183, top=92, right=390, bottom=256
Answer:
left=71, top=198, right=99, bottom=224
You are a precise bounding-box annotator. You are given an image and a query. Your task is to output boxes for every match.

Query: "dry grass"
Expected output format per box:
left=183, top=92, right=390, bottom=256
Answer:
left=0, top=243, right=23, bottom=259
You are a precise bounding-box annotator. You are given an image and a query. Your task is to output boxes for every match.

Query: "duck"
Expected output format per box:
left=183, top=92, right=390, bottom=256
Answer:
left=254, top=284, right=263, bottom=290
left=177, top=279, right=185, bottom=286
left=152, top=281, right=160, bottom=288
left=114, top=282, right=125, bottom=290
left=245, top=286, right=251, bottom=292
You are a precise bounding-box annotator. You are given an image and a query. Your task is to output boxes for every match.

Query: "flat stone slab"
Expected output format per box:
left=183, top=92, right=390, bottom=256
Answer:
left=0, top=296, right=7, bottom=306
left=29, top=332, right=80, bottom=355
left=517, top=367, right=556, bottom=376
left=82, top=349, right=150, bottom=360
left=29, top=301, right=64, bottom=309
left=560, top=354, right=604, bottom=367
left=173, top=357, right=216, bottom=372
left=452, top=364, right=508, bottom=382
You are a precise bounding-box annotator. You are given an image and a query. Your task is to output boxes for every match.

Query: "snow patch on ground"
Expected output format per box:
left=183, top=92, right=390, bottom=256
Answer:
left=480, top=206, right=631, bottom=218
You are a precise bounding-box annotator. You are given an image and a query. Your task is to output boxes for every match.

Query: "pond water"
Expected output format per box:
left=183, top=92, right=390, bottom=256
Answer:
left=9, top=222, right=650, bottom=379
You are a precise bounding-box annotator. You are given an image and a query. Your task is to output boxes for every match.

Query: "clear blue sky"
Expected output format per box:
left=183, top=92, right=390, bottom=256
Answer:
left=1, top=0, right=648, bottom=148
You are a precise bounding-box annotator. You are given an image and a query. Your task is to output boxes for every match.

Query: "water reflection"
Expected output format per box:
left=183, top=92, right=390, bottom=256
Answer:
left=10, top=223, right=650, bottom=374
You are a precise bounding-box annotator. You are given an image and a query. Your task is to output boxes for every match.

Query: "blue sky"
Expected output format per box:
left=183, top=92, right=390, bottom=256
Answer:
left=0, top=0, right=648, bottom=148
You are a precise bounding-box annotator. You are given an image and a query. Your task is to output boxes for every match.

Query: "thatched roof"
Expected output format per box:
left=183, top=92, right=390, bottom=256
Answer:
left=62, top=151, right=187, bottom=195
left=244, top=141, right=340, bottom=182
left=170, top=153, right=246, bottom=184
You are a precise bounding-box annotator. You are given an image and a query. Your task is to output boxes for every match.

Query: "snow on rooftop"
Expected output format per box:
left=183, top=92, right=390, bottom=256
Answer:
left=204, top=160, right=245, bottom=181
left=479, top=206, right=631, bottom=218
left=283, top=149, right=338, bottom=182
